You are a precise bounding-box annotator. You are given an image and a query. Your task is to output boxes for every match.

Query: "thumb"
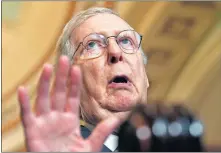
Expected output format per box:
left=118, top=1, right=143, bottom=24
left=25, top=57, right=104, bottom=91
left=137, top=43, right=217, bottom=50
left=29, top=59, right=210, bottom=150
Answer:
left=87, top=116, right=122, bottom=151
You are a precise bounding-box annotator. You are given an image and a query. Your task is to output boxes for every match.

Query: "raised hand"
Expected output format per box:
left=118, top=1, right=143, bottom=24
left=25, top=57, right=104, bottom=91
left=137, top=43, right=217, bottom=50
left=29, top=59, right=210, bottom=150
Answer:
left=18, top=56, right=121, bottom=152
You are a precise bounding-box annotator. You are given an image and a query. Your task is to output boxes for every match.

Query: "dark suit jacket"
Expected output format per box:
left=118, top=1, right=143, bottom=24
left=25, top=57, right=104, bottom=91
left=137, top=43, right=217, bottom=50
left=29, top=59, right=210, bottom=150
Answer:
left=81, top=126, right=112, bottom=152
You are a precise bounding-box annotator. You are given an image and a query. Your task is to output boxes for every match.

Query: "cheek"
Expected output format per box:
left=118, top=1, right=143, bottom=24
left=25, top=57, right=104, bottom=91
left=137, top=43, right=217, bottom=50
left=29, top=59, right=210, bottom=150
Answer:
left=130, top=54, right=145, bottom=76
left=80, top=61, right=106, bottom=94
left=131, top=54, right=148, bottom=87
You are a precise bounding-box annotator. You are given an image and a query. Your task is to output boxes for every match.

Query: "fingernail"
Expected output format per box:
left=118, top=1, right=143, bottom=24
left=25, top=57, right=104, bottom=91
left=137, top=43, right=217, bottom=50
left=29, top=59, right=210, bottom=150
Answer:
left=18, top=86, right=24, bottom=92
left=73, top=65, right=80, bottom=71
left=43, top=63, right=52, bottom=69
left=60, top=55, right=69, bottom=61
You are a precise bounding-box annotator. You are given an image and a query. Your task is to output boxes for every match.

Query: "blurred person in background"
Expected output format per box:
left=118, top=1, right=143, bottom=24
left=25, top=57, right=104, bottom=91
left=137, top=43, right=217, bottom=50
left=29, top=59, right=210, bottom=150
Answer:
left=18, top=7, right=149, bottom=152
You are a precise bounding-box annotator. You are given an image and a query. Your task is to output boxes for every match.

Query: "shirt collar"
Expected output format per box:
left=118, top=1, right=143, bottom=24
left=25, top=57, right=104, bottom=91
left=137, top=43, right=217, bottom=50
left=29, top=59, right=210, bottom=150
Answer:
left=104, top=133, right=119, bottom=152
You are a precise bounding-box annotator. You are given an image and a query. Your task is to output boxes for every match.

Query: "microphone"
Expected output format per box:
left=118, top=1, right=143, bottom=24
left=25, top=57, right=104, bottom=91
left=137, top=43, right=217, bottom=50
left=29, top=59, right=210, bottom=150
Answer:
left=118, top=103, right=205, bottom=152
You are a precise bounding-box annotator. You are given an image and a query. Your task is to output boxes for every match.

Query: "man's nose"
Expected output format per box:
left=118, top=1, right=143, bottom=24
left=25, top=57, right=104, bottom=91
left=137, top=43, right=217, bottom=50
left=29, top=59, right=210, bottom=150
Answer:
left=107, top=38, right=123, bottom=64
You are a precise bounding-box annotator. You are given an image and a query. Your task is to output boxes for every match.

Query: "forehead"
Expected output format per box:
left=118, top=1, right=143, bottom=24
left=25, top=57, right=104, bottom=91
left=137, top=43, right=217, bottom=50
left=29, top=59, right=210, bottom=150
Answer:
left=73, top=13, right=133, bottom=43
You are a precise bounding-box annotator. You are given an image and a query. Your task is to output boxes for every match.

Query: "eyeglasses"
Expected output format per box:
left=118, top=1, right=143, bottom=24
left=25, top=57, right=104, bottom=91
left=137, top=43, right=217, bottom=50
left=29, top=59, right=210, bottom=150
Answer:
left=72, top=30, right=143, bottom=60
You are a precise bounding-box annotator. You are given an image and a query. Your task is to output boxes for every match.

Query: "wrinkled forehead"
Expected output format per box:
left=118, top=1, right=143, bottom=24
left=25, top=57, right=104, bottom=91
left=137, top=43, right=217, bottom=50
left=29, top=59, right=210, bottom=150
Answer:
left=72, top=13, right=133, bottom=44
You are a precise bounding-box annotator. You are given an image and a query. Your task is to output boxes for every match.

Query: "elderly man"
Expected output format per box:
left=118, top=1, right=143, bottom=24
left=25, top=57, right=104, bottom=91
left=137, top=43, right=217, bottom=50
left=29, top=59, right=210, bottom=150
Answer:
left=18, top=7, right=149, bottom=152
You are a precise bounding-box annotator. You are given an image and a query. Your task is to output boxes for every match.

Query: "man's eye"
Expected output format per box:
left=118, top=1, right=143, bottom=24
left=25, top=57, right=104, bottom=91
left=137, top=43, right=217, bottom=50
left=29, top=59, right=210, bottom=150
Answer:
left=87, top=41, right=97, bottom=49
left=119, top=38, right=133, bottom=47
left=121, top=39, right=130, bottom=44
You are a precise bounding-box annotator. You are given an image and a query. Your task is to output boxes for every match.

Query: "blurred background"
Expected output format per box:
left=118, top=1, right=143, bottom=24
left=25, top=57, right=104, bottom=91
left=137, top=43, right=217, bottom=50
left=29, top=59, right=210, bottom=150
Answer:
left=2, top=1, right=221, bottom=152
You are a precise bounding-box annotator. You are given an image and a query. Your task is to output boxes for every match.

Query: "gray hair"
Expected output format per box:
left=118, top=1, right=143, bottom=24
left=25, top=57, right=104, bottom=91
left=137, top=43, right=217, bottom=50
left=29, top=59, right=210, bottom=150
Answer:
left=55, top=7, right=147, bottom=65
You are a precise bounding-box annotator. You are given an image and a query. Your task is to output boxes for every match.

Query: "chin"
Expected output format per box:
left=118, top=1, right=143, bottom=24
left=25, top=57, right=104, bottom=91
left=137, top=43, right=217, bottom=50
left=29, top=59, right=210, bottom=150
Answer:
left=106, top=94, right=139, bottom=112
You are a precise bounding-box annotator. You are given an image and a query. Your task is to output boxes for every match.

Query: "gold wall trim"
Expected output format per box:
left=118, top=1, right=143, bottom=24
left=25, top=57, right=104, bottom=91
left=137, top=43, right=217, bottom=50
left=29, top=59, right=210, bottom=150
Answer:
left=2, top=2, right=75, bottom=103
left=165, top=25, right=221, bottom=101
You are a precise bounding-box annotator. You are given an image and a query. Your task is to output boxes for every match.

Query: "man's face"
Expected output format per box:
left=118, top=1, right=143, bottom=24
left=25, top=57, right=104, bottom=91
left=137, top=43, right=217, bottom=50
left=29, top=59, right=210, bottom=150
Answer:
left=73, top=13, right=149, bottom=122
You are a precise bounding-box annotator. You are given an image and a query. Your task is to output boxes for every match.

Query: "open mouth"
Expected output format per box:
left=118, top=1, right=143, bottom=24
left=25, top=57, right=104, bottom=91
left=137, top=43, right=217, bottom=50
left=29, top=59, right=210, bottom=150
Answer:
left=109, top=75, right=130, bottom=84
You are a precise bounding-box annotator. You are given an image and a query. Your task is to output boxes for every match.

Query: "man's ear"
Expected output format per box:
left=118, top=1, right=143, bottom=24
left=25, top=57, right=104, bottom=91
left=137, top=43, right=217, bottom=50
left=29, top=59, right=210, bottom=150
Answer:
left=144, top=71, right=150, bottom=89
left=147, top=78, right=150, bottom=89
left=146, top=78, right=150, bottom=89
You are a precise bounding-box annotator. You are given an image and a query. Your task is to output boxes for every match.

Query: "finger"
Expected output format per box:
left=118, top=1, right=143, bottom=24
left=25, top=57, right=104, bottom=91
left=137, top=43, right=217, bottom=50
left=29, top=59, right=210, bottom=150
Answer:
left=51, top=56, right=70, bottom=111
left=36, top=64, right=53, bottom=115
left=66, top=66, right=82, bottom=115
left=88, top=116, right=122, bottom=151
left=18, top=86, right=35, bottom=127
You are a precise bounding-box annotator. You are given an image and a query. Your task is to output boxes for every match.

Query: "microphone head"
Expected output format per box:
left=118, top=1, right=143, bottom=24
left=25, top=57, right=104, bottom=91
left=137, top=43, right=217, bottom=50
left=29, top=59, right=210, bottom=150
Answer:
left=118, top=103, right=204, bottom=152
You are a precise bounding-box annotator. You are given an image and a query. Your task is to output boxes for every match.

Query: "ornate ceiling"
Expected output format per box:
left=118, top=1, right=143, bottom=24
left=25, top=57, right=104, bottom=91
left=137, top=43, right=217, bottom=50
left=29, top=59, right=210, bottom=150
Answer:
left=2, top=1, right=221, bottom=151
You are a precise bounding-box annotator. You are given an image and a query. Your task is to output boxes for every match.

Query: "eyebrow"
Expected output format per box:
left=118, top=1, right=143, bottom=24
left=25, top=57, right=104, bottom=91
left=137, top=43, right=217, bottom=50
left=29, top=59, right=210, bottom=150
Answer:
left=91, top=28, right=134, bottom=37
left=74, top=28, right=135, bottom=45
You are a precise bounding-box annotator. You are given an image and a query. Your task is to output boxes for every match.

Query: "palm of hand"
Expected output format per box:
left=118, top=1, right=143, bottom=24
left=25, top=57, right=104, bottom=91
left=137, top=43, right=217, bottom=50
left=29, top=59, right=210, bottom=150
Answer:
left=25, top=112, right=85, bottom=152
left=18, top=56, right=120, bottom=152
